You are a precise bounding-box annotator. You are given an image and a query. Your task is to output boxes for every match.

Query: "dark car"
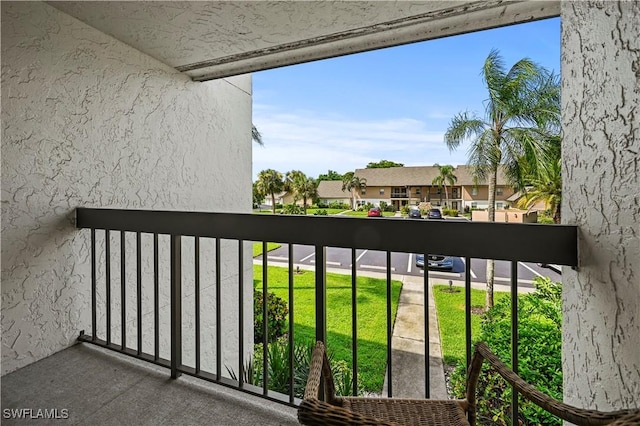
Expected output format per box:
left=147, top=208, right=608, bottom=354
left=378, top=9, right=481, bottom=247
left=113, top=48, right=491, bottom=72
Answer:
left=416, top=254, right=454, bottom=270
left=408, top=208, right=422, bottom=219
left=367, top=207, right=382, bottom=217
left=427, top=208, right=443, bottom=219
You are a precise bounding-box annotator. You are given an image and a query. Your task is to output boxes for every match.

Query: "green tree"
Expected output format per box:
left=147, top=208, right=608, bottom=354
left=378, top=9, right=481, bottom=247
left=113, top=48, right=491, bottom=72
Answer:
left=365, top=160, right=404, bottom=168
left=252, top=182, right=265, bottom=208
left=252, top=125, right=263, bottom=145
left=341, top=172, right=367, bottom=209
left=444, top=49, right=560, bottom=309
left=518, top=153, right=562, bottom=223
left=317, top=170, right=344, bottom=181
left=298, top=177, right=320, bottom=214
left=431, top=164, right=457, bottom=207
left=256, top=169, right=284, bottom=214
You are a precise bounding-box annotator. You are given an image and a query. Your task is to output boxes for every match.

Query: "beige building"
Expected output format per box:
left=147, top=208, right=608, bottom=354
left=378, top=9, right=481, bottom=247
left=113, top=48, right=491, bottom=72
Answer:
left=316, top=180, right=351, bottom=206
left=351, top=165, right=516, bottom=211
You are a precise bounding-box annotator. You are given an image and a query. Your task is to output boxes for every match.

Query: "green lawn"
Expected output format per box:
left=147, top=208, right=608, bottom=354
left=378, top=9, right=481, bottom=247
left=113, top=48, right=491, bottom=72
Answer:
left=432, top=285, right=508, bottom=365
left=342, top=210, right=396, bottom=217
left=252, top=242, right=282, bottom=257
left=305, top=208, right=348, bottom=215
left=254, top=264, right=402, bottom=392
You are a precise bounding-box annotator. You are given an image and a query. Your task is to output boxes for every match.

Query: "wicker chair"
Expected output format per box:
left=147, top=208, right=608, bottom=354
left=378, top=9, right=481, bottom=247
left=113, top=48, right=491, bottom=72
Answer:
left=298, top=341, right=640, bottom=426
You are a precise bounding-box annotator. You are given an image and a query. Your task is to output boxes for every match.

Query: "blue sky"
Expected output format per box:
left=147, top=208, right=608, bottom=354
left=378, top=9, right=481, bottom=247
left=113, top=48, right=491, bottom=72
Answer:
left=252, top=18, right=560, bottom=180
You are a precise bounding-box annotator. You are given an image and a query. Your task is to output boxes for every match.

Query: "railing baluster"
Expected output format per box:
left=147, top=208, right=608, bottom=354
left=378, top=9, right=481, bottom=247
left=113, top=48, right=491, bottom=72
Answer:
left=121, top=231, right=126, bottom=350
left=386, top=251, right=392, bottom=398
left=351, top=248, right=358, bottom=396
left=106, top=230, right=111, bottom=345
left=195, top=237, right=200, bottom=374
left=91, top=229, right=97, bottom=341
left=315, top=245, right=326, bottom=345
left=511, top=261, right=519, bottom=426
left=465, top=257, right=472, bottom=372
left=153, top=233, right=159, bottom=361
left=216, top=238, right=222, bottom=380
left=238, top=240, right=244, bottom=388
left=424, top=252, right=430, bottom=399
left=170, top=235, right=182, bottom=379
left=137, top=232, right=142, bottom=356
left=288, top=243, right=295, bottom=404
left=262, top=241, right=268, bottom=395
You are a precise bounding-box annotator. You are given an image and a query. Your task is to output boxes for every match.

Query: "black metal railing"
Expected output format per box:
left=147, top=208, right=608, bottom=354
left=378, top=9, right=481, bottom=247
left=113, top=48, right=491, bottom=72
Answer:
left=390, top=192, right=409, bottom=198
left=76, top=207, right=577, bottom=422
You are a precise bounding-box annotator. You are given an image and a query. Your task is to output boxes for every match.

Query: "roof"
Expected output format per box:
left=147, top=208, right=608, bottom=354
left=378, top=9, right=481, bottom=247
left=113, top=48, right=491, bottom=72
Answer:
left=317, top=181, right=349, bottom=199
left=352, top=165, right=510, bottom=187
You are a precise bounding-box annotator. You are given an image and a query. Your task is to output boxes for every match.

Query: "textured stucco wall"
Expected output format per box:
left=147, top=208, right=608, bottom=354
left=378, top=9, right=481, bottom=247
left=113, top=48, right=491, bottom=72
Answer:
left=561, top=1, right=639, bottom=409
left=1, top=2, right=253, bottom=375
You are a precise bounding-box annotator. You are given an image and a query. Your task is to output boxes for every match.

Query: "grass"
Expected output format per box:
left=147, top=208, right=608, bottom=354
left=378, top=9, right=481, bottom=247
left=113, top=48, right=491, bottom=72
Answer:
left=254, top=264, right=402, bottom=393
left=432, top=285, right=508, bottom=365
left=252, top=242, right=282, bottom=257
left=305, top=208, right=348, bottom=215
left=342, top=210, right=396, bottom=217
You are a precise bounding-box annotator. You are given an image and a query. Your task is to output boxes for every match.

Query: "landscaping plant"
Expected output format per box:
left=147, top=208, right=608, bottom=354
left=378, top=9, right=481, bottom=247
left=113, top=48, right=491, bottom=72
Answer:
left=449, top=277, right=563, bottom=425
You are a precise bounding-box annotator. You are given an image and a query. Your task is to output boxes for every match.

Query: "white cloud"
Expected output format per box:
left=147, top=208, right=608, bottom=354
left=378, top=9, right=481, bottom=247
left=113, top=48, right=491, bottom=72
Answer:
left=252, top=108, right=469, bottom=179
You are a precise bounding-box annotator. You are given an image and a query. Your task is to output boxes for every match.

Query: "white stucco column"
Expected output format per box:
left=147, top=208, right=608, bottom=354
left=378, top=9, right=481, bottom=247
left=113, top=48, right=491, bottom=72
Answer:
left=561, top=1, right=639, bottom=409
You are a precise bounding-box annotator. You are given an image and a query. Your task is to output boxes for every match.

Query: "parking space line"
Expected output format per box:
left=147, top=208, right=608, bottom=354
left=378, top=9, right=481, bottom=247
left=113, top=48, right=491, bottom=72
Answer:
left=460, top=258, right=477, bottom=279
left=299, top=252, right=315, bottom=263
left=360, top=265, right=396, bottom=272
left=406, top=253, right=412, bottom=274
left=310, top=260, right=341, bottom=266
left=519, top=262, right=543, bottom=277
left=355, top=249, right=368, bottom=263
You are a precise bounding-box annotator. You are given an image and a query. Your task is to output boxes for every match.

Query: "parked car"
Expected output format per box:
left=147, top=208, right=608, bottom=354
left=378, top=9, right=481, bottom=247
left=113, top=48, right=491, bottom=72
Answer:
left=427, top=208, right=443, bottom=219
left=416, top=253, right=454, bottom=270
left=367, top=207, right=382, bottom=217
left=408, top=208, right=422, bottom=219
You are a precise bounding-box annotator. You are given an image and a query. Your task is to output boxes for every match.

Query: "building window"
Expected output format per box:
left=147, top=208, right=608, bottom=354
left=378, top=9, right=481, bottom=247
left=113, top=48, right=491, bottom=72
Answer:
left=471, top=202, right=477, bottom=209
left=496, top=202, right=504, bottom=209
left=361, top=188, right=366, bottom=195
left=415, top=188, right=421, bottom=195
left=379, top=189, right=384, bottom=195
left=471, top=187, right=478, bottom=196
left=497, top=187, right=503, bottom=196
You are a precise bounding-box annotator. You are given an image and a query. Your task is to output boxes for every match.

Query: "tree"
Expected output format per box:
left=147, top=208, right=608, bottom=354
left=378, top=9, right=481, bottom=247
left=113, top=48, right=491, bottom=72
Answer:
left=252, top=182, right=265, bottom=208
left=317, top=170, right=344, bottom=181
left=256, top=169, right=284, bottom=214
left=431, top=164, right=457, bottom=206
left=341, top=172, right=367, bottom=209
left=444, top=49, right=560, bottom=309
left=298, top=177, right=319, bottom=214
left=518, top=153, right=562, bottom=223
left=365, top=160, right=404, bottom=169
left=252, top=125, right=263, bottom=145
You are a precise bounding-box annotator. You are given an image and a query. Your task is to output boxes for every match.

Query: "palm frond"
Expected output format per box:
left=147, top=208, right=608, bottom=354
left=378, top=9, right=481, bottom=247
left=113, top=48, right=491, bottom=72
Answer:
left=444, top=112, right=486, bottom=151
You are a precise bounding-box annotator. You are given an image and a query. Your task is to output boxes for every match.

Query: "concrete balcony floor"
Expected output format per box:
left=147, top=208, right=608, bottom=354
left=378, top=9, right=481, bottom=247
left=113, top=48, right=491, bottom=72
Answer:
left=1, top=343, right=299, bottom=425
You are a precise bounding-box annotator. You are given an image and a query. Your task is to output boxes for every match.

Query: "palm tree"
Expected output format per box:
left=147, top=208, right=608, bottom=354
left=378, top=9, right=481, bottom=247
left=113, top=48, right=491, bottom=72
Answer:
left=431, top=164, right=457, bottom=207
left=256, top=169, right=284, bottom=214
left=298, top=177, right=319, bottom=215
left=518, top=154, right=562, bottom=223
left=341, top=172, right=367, bottom=210
left=444, top=49, right=560, bottom=309
left=252, top=125, right=263, bottom=145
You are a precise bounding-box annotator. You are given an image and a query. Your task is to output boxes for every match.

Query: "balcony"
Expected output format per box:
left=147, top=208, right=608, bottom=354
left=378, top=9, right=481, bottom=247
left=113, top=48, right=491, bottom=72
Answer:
left=1, top=208, right=578, bottom=424
left=390, top=192, right=409, bottom=199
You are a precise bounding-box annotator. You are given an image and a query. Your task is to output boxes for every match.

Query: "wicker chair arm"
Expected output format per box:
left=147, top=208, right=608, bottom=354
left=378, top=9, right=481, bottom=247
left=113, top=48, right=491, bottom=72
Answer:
left=473, top=342, right=639, bottom=426
left=303, top=341, right=337, bottom=404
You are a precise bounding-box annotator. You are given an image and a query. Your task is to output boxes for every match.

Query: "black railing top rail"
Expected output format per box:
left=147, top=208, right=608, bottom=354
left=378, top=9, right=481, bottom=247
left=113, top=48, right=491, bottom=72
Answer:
left=76, top=208, right=578, bottom=266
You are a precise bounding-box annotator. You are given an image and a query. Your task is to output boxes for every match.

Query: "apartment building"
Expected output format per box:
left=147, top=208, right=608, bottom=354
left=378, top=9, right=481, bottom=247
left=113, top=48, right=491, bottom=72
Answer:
left=351, top=165, right=516, bottom=211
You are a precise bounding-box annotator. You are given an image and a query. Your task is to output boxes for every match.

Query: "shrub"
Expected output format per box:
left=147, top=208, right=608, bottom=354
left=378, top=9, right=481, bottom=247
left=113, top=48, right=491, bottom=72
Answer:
left=400, top=205, right=410, bottom=215
left=358, top=202, right=374, bottom=212
left=314, top=209, right=328, bottom=215
left=328, top=201, right=350, bottom=210
left=464, top=206, right=471, bottom=214
left=282, top=203, right=304, bottom=215
left=254, top=290, right=289, bottom=343
left=448, top=209, right=459, bottom=217
left=317, top=202, right=328, bottom=208
left=449, top=277, right=563, bottom=425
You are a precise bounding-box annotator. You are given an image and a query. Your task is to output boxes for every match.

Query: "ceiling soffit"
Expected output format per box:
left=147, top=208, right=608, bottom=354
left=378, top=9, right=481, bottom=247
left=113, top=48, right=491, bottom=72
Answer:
left=49, top=1, right=559, bottom=81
